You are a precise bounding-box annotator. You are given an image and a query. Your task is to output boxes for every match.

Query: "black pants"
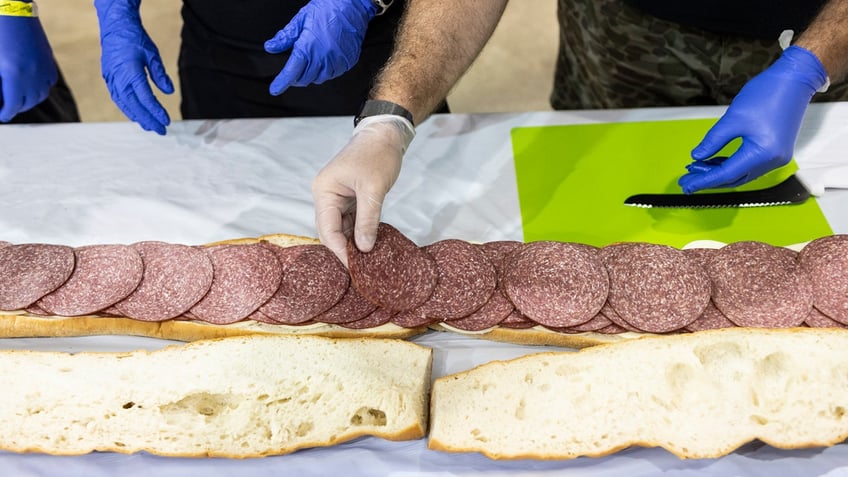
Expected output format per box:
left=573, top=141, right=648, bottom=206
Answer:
left=178, top=0, right=447, bottom=119
left=8, top=67, right=80, bottom=124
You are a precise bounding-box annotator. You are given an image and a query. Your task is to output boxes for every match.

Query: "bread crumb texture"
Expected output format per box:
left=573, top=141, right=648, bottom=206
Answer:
left=0, top=334, right=432, bottom=457
left=429, top=327, right=848, bottom=459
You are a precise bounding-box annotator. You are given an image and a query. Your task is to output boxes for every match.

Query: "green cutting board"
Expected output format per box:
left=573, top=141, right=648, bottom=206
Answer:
left=511, top=119, right=832, bottom=247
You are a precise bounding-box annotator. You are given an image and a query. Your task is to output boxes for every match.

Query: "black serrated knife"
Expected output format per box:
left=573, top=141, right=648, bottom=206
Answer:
left=623, top=174, right=810, bottom=208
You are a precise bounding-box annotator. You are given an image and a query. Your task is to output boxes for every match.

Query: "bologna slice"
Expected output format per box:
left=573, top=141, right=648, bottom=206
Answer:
left=189, top=243, right=283, bottom=325
left=502, top=241, right=608, bottom=328
left=347, top=223, right=437, bottom=312
left=798, top=235, right=848, bottom=324
left=708, top=241, right=812, bottom=328
left=113, top=242, right=214, bottom=321
left=38, top=244, right=144, bottom=316
left=258, top=244, right=348, bottom=324
left=0, top=243, right=75, bottom=311
left=602, top=243, right=710, bottom=333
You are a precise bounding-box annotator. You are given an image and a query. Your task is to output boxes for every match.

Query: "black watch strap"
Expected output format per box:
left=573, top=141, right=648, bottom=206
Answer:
left=354, top=99, right=414, bottom=127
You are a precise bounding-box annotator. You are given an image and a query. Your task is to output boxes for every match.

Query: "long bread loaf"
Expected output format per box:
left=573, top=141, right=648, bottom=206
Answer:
left=429, top=327, right=848, bottom=459
left=0, top=334, right=432, bottom=457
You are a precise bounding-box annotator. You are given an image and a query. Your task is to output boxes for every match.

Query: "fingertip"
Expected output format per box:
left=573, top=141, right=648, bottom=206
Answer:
left=162, top=76, right=175, bottom=94
left=355, top=230, right=376, bottom=254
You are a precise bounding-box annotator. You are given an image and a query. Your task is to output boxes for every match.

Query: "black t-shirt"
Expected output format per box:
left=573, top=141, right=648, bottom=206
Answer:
left=181, top=1, right=306, bottom=45
left=622, top=0, right=828, bottom=39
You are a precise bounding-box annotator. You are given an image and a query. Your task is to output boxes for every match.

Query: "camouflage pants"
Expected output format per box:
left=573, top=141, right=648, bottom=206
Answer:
left=551, top=0, right=848, bottom=110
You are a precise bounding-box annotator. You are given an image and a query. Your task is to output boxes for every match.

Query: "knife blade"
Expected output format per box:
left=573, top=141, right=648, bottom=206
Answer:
left=623, top=174, right=811, bottom=208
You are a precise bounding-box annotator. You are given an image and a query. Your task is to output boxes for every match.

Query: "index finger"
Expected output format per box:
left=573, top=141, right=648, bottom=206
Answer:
left=314, top=195, right=351, bottom=267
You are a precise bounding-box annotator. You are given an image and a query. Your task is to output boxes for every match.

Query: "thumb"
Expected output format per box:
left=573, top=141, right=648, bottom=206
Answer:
left=691, top=119, right=737, bottom=161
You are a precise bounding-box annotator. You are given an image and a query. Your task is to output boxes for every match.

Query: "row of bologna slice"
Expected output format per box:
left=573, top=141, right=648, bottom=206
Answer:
left=1, top=224, right=847, bottom=334
left=347, top=223, right=848, bottom=334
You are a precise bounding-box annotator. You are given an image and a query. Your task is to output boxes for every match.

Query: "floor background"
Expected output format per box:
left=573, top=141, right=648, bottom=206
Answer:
left=38, top=0, right=559, bottom=123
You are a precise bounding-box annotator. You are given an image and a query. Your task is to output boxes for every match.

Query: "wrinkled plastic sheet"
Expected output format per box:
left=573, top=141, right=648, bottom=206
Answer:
left=1, top=106, right=848, bottom=476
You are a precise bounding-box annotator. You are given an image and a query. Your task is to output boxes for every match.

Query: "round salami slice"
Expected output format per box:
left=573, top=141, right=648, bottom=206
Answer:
left=567, top=312, right=613, bottom=332
left=0, top=243, right=75, bottom=310
left=391, top=308, right=436, bottom=328
left=38, top=244, right=144, bottom=316
left=480, top=241, right=523, bottom=274
left=189, top=243, right=283, bottom=325
left=503, top=241, right=608, bottom=328
left=412, top=239, right=496, bottom=321
left=24, top=304, right=51, bottom=316
left=443, top=292, right=514, bottom=331
left=708, top=241, right=812, bottom=328
left=347, top=223, right=437, bottom=312
left=602, top=242, right=710, bottom=333
left=598, top=300, right=642, bottom=332
left=338, top=307, right=397, bottom=329
left=684, top=301, right=735, bottom=332
left=682, top=247, right=717, bottom=267
left=443, top=241, right=523, bottom=332
left=498, top=310, right=537, bottom=329
left=258, top=244, right=348, bottom=324
left=798, top=235, right=848, bottom=324
left=596, top=323, right=628, bottom=334
left=313, top=283, right=378, bottom=324
left=248, top=308, right=283, bottom=324
left=805, top=306, right=848, bottom=328
left=113, top=241, right=214, bottom=321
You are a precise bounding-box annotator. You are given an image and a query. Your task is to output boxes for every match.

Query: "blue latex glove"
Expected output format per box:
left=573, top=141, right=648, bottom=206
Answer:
left=95, top=0, right=174, bottom=135
left=0, top=13, right=57, bottom=122
left=264, top=0, right=377, bottom=96
left=679, top=46, right=828, bottom=194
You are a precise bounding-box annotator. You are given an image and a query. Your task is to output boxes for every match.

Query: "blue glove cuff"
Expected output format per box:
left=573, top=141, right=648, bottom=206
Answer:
left=781, top=45, right=829, bottom=93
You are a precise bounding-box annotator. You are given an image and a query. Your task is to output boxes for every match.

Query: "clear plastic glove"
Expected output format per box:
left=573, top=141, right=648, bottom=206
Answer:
left=312, top=115, right=415, bottom=266
left=0, top=13, right=57, bottom=122
left=679, top=45, right=828, bottom=194
left=95, top=0, right=174, bottom=135
left=264, top=0, right=377, bottom=96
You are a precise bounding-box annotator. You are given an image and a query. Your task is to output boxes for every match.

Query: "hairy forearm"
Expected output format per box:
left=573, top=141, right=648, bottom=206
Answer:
left=796, top=0, right=848, bottom=83
left=370, top=0, right=508, bottom=124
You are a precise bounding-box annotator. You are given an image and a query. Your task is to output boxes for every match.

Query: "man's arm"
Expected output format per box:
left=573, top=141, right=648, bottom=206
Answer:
left=370, top=0, right=509, bottom=124
left=312, top=0, right=509, bottom=265
left=796, top=0, right=848, bottom=83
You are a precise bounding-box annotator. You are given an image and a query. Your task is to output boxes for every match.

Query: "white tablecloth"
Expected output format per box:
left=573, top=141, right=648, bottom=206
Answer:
left=1, top=104, right=848, bottom=476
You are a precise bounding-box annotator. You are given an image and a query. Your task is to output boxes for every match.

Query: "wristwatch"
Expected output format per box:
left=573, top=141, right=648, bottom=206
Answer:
left=371, top=0, right=394, bottom=16
left=354, top=99, right=414, bottom=127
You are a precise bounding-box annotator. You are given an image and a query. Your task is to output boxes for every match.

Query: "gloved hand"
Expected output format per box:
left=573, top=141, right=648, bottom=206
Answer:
left=312, top=115, right=415, bottom=266
left=264, top=0, right=377, bottom=96
left=0, top=12, right=57, bottom=122
left=679, top=45, right=828, bottom=194
left=95, top=0, right=174, bottom=135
